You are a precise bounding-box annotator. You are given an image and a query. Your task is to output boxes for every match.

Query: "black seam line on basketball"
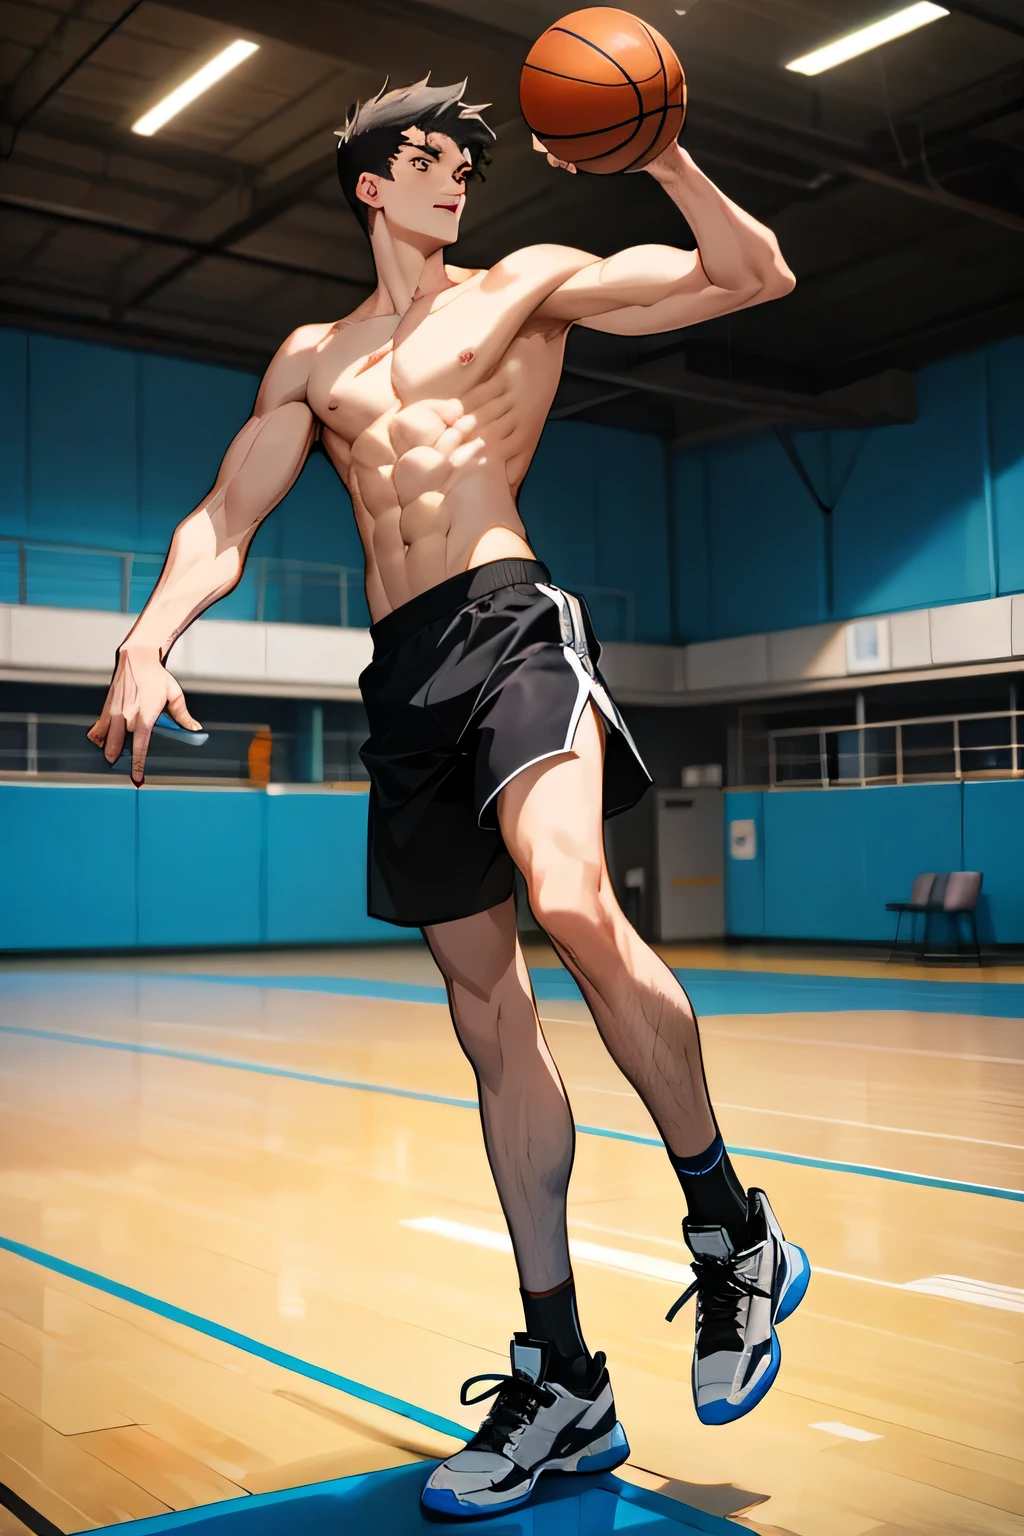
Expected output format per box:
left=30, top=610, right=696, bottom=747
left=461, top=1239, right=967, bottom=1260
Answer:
left=531, top=105, right=681, bottom=143
left=620, top=19, right=670, bottom=174
left=521, top=61, right=663, bottom=87
left=549, top=27, right=644, bottom=122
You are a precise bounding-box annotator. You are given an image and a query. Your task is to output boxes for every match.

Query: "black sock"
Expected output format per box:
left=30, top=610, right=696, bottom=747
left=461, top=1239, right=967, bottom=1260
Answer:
left=520, top=1277, right=592, bottom=1386
left=668, top=1132, right=748, bottom=1245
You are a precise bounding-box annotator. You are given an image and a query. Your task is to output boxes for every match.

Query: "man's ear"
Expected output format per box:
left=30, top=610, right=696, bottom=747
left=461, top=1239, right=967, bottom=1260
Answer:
left=355, top=171, right=382, bottom=208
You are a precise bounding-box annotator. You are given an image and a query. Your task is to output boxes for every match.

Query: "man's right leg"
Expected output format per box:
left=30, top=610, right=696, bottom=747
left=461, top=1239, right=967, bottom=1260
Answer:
left=420, top=895, right=628, bottom=1516
left=423, top=895, right=583, bottom=1351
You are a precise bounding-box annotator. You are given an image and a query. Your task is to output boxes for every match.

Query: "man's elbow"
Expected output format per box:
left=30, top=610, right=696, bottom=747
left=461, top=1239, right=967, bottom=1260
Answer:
left=748, top=262, right=796, bottom=306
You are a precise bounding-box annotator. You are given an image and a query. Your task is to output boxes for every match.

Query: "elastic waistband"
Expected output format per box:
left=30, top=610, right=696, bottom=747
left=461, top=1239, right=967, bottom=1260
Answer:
left=369, top=559, right=551, bottom=655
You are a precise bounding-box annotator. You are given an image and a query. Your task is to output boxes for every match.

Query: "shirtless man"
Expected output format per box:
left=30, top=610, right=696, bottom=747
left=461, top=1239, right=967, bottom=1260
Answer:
left=88, top=78, right=809, bottom=1518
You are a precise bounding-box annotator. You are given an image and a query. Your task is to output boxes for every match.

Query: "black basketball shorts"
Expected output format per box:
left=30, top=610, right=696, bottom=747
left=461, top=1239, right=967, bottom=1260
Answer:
left=358, top=558, right=652, bottom=927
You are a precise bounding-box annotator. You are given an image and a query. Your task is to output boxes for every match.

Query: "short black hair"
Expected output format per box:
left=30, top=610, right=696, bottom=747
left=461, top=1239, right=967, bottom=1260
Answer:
left=335, top=77, right=495, bottom=238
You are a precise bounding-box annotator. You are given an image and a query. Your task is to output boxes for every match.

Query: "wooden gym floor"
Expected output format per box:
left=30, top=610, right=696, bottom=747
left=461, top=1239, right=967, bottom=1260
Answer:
left=0, top=941, right=1021, bottom=1534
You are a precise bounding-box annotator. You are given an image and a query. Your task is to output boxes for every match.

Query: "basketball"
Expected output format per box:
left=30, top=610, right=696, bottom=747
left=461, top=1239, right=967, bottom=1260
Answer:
left=520, top=7, right=686, bottom=174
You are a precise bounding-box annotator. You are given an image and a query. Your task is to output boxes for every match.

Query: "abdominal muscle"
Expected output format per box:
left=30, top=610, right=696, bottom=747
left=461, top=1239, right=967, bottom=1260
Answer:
left=318, top=332, right=561, bottom=622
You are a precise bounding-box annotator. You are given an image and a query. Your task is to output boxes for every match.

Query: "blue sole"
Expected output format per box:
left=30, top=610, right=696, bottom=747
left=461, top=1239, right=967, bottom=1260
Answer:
left=420, top=1424, right=630, bottom=1518
left=777, top=1243, right=811, bottom=1323
left=695, top=1329, right=781, bottom=1425
left=694, top=1242, right=810, bottom=1426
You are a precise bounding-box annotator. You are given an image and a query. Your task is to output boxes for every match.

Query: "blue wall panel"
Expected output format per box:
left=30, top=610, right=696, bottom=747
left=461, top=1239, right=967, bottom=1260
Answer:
left=137, top=789, right=263, bottom=947
left=724, top=791, right=764, bottom=937
left=988, top=335, right=1024, bottom=596
left=29, top=335, right=139, bottom=552
left=594, top=428, right=670, bottom=643
left=0, top=785, right=136, bottom=950
left=520, top=422, right=599, bottom=588
left=264, top=791, right=396, bottom=944
left=705, top=432, right=824, bottom=638
left=761, top=785, right=963, bottom=941
left=0, top=786, right=418, bottom=951
left=669, top=448, right=709, bottom=643
left=0, top=329, right=28, bottom=541
left=831, top=355, right=990, bottom=617
left=962, top=781, right=1024, bottom=946
left=139, top=353, right=255, bottom=555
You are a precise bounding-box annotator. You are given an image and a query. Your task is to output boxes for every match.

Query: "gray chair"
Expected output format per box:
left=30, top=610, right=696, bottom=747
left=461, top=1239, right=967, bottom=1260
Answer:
left=942, top=871, right=983, bottom=962
left=886, top=873, right=938, bottom=960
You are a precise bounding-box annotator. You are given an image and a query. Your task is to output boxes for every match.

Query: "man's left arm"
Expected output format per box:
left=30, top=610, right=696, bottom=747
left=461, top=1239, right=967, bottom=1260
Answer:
left=535, top=143, right=795, bottom=334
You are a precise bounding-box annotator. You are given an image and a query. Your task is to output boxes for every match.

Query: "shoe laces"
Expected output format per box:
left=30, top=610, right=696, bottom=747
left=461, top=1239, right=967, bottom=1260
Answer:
left=459, top=1371, right=556, bottom=1449
left=666, top=1251, right=770, bottom=1348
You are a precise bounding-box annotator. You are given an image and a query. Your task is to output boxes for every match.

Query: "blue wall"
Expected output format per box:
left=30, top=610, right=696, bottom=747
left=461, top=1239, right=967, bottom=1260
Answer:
left=0, top=785, right=413, bottom=951
left=672, top=336, right=1024, bottom=641
left=4, top=328, right=1023, bottom=645
left=725, top=779, right=1024, bottom=945
left=0, top=330, right=670, bottom=642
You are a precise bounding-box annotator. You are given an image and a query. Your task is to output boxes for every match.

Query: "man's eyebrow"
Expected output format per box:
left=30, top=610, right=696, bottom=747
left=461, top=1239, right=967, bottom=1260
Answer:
left=400, top=139, right=441, bottom=161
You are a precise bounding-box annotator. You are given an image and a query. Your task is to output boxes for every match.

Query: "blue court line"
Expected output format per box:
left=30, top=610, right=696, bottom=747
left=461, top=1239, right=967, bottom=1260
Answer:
left=161, top=967, right=1024, bottom=1020
left=0, top=1232, right=470, bottom=1442
left=3, top=1022, right=1022, bottom=1203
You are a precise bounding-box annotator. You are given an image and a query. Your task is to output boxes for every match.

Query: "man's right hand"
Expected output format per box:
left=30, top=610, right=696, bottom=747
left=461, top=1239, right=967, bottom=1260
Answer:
left=87, top=646, right=202, bottom=786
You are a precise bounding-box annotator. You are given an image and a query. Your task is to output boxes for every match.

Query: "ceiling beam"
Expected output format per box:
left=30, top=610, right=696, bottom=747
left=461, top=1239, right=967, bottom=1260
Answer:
left=1, top=2, right=144, bottom=157
left=696, top=105, right=1024, bottom=237
left=0, top=194, right=369, bottom=292
left=564, top=360, right=916, bottom=427
left=942, top=1, right=1024, bottom=41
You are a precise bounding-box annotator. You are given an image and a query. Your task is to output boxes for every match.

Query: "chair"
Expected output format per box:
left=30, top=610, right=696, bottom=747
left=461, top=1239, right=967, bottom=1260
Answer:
left=942, top=871, right=983, bottom=963
left=886, top=873, right=938, bottom=961
left=886, top=871, right=983, bottom=963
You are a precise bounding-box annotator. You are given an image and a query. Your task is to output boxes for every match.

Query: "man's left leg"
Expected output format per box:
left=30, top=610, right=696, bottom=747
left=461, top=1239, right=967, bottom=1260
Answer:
left=498, top=703, right=810, bottom=1424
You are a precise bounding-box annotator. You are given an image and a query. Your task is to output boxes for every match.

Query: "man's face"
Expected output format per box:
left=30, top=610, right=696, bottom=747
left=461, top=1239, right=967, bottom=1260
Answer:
left=357, top=128, right=471, bottom=247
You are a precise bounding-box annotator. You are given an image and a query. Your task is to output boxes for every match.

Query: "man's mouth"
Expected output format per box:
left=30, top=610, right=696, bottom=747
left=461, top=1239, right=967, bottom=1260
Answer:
left=434, top=201, right=460, bottom=213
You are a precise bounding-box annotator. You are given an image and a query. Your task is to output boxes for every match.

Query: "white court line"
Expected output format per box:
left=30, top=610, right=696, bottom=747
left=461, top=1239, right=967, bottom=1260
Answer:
left=400, top=1217, right=1024, bottom=1311
left=714, top=1103, right=1024, bottom=1152
left=698, top=1028, right=1024, bottom=1067
left=810, top=1421, right=882, bottom=1442
left=566, top=1091, right=1024, bottom=1151
left=543, top=1017, right=1024, bottom=1066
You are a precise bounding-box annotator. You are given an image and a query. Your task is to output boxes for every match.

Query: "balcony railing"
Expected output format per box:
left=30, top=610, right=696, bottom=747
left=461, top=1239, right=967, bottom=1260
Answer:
left=0, top=713, right=367, bottom=784
left=768, top=709, right=1023, bottom=788
left=0, top=535, right=637, bottom=640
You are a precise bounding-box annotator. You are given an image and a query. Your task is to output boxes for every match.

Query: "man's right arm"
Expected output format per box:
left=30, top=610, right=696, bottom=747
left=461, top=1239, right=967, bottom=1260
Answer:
left=88, top=323, right=328, bottom=784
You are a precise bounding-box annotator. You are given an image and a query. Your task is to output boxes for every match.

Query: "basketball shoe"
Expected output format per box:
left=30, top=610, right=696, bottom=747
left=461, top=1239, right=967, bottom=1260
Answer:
left=420, top=1335, right=629, bottom=1517
left=668, top=1187, right=810, bottom=1425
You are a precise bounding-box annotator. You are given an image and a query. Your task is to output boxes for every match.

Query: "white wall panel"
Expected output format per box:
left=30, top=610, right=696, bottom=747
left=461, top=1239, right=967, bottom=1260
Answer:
left=890, top=609, right=932, bottom=670
left=600, top=642, right=678, bottom=695
left=929, top=596, right=1012, bottom=665
left=768, top=623, right=847, bottom=683
left=265, top=623, right=372, bottom=686
left=0, top=605, right=10, bottom=665
left=9, top=606, right=133, bottom=672
left=172, top=620, right=267, bottom=680
left=687, top=634, right=769, bottom=691
left=1011, top=595, right=1024, bottom=657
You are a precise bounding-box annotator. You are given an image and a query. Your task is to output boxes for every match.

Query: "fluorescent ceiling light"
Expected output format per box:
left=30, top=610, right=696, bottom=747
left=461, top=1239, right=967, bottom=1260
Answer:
left=785, top=3, right=948, bottom=76
left=132, top=39, right=259, bottom=136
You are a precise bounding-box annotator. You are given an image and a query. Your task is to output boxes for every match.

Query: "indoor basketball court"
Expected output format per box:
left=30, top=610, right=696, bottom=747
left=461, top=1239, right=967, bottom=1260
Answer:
left=1, top=2, right=1023, bottom=1535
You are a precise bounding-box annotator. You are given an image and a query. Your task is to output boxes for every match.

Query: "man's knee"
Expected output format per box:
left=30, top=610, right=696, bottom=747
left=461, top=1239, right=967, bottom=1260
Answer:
left=527, top=856, right=617, bottom=953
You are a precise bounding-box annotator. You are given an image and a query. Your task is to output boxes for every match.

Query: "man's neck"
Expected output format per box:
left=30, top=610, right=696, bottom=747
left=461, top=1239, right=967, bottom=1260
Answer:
left=368, top=215, right=452, bottom=316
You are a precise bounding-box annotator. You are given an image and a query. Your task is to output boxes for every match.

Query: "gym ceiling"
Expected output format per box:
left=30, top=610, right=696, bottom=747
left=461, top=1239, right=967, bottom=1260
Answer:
left=2, top=0, right=1023, bottom=442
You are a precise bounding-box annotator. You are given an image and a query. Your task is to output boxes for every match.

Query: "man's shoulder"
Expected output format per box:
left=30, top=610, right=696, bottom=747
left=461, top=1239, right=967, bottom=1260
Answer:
left=280, top=320, right=336, bottom=356
left=483, top=243, right=598, bottom=290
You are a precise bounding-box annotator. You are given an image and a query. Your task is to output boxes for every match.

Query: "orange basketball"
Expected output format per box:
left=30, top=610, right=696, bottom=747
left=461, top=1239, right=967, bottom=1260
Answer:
left=520, top=7, right=686, bottom=175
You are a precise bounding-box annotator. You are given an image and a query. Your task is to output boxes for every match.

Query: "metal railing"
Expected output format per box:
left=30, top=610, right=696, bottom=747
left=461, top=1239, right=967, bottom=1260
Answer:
left=0, top=534, right=638, bottom=640
left=0, top=713, right=368, bottom=784
left=768, top=708, right=1023, bottom=788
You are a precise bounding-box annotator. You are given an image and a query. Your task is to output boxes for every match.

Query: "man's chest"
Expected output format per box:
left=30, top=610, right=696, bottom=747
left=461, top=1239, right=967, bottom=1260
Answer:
left=307, top=277, right=565, bottom=447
